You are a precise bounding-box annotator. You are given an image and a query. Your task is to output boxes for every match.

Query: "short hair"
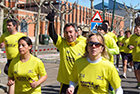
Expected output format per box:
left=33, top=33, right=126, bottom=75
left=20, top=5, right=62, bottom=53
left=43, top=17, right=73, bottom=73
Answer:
left=77, top=26, right=82, bottom=31
left=102, top=20, right=109, bottom=25
left=6, top=19, right=17, bottom=26
left=125, top=30, right=131, bottom=34
left=64, top=23, right=78, bottom=32
left=135, top=16, right=140, bottom=26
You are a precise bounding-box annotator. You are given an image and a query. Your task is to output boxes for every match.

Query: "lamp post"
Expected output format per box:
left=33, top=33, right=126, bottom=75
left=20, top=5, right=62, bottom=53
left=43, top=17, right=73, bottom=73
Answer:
left=90, top=0, right=94, bottom=18
left=102, top=0, right=105, bottom=20
left=111, top=0, right=116, bottom=31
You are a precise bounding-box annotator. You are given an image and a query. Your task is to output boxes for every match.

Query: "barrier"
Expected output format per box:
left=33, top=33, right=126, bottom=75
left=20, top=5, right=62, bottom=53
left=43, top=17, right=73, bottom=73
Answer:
left=0, top=47, right=57, bottom=53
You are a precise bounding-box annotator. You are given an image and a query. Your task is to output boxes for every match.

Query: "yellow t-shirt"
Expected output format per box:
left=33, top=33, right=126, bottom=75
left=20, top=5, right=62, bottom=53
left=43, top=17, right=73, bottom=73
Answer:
left=70, top=57, right=121, bottom=94
left=77, top=35, right=87, bottom=43
left=107, top=32, right=118, bottom=42
left=122, top=37, right=132, bottom=54
left=0, top=32, right=26, bottom=59
left=128, top=34, right=140, bottom=62
left=104, top=34, right=119, bottom=63
left=55, top=35, right=86, bottom=84
left=117, top=36, right=124, bottom=52
left=8, top=54, right=47, bottom=94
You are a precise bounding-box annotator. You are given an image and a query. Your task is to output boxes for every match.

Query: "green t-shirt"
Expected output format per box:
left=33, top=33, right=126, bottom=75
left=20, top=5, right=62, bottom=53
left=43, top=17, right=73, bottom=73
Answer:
left=77, top=35, right=87, bottom=43
left=0, top=32, right=26, bottom=59
left=122, top=36, right=132, bottom=54
left=128, top=34, right=140, bottom=62
left=55, top=35, right=86, bottom=84
left=117, top=36, right=124, bottom=52
left=8, top=54, right=47, bottom=94
left=107, top=32, right=118, bottom=42
left=70, top=57, right=121, bottom=94
left=104, top=34, right=119, bottom=63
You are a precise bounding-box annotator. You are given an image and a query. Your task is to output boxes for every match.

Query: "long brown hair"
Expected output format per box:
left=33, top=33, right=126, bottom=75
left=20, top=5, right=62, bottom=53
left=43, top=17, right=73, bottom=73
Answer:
left=83, top=32, right=110, bottom=60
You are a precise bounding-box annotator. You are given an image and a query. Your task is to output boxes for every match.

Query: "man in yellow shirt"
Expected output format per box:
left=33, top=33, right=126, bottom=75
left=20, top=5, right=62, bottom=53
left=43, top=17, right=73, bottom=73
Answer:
left=0, top=19, right=26, bottom=75
left=77, top=26, right=86, bottom=43
left=116, top=30, right=124, bottom=70
left=46, top=10, right=86, bottom=94
left=128, top=16, right=140, bottom=89
left=103, top=20, right=118, bottom=42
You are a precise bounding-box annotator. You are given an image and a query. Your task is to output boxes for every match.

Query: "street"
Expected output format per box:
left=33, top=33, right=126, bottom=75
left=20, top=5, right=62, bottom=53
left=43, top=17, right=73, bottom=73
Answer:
left=0, top=52, right=140, bottom=94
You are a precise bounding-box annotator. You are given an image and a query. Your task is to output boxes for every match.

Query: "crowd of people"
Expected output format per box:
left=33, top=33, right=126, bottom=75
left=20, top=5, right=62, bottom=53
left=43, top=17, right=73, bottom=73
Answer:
left=0, top=10, right=140, bottom=94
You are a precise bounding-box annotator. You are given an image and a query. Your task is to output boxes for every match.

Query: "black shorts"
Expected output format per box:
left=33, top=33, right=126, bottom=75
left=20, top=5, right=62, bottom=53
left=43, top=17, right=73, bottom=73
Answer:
left=59, top=83, right=78, bottom=94
left=123, top=53, right=133, bottom=62
left=133, top=62, right=140, bottom=70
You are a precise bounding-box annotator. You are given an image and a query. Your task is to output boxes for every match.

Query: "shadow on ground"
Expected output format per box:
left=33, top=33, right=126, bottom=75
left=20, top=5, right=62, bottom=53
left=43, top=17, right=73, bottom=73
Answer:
left=41, top=85, right=60, bottom=94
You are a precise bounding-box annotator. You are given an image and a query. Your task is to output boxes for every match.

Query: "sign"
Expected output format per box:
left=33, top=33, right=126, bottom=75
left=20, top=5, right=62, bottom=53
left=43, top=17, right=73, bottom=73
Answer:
left=91, top=11, right=103, bottom=33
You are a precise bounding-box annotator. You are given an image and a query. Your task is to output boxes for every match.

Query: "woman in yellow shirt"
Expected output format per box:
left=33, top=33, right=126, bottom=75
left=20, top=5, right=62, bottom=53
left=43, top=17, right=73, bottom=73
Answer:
left=7, top=36, right=47, bottom=94
left=67, top=33, right=123, bottom=94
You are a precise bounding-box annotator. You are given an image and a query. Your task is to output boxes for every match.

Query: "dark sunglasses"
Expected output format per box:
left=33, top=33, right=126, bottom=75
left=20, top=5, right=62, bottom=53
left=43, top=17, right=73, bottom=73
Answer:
left=88, top=42, right=103, bottom=47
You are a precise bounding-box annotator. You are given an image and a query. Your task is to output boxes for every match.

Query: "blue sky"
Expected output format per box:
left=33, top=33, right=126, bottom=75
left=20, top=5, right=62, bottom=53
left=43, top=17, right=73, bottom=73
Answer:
left=67, top=0, right=140, bottom=9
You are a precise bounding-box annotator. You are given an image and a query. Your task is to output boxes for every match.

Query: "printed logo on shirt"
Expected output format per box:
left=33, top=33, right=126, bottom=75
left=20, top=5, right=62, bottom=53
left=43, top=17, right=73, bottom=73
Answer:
left=79, top=73, right=85, bottom=78
left=67, top=51, right=70, bottom=53
left=77, top=53, right=81, bottom=56
left=66, top=56, right=75, bottom=62
left=6, top=44, right=16, bottom=47
left=80, top=81, right=100, bottom=90
left=14, top=70, right=18, bottom=74
left=28, top=69, right=33, bottom=73
left=97, top=75, right=103, bottom=80
left=16, top=77, right=28, bottom=81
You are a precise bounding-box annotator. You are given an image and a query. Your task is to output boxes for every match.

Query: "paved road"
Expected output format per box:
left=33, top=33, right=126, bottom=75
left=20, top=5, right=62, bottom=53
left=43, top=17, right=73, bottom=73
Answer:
left=0, top=56, right=140, bottom=94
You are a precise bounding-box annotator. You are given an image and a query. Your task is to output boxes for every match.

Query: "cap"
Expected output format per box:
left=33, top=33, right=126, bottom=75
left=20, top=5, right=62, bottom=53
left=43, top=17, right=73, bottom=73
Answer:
left=98, top=23, right=107, bottom=32
left=135, top=16, right=140, bottom=26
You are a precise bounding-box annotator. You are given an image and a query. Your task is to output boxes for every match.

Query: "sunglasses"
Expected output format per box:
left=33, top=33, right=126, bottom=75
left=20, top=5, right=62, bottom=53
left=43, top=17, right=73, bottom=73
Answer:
left=88, top=42, right=103, bottom=47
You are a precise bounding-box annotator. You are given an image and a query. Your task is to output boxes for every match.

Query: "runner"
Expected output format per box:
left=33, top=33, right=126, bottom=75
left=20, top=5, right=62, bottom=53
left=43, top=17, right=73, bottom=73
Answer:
left=77, top=26, right=86, bottom=43
left=116, top=30, right=124, bottom=70
left=121, top=30, right=133, bottom=78
left=0, top=19, right=26, bottom=75
left=7, top=36, right=47, bottom=94
left=67, top=33, right=123, bottom=94
left=46, top=10, right=86, bottom=94
left=128, top=16, right=140, bottom=89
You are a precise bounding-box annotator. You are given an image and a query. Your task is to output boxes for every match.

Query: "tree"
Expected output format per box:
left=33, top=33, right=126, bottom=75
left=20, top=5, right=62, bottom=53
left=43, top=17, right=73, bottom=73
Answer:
left=49, top=1, right=77, bottom=36
left=118, top=2, right=140, bottom=33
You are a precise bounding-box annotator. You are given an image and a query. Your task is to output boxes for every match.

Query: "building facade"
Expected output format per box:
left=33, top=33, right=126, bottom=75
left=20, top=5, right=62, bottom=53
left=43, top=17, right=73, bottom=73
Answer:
left=4, top=0, right=124, bottom=37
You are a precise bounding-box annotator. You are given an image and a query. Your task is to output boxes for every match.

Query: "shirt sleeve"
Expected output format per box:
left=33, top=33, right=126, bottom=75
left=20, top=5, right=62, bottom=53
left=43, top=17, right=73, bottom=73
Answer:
left=108, top=65, right=121, bottom=90
left=37, top=60, right=47, bottom=77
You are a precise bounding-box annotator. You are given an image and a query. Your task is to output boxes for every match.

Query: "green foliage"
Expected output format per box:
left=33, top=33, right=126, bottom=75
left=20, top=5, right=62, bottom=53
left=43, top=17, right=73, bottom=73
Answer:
left=3, top=19, right=7, bottom=33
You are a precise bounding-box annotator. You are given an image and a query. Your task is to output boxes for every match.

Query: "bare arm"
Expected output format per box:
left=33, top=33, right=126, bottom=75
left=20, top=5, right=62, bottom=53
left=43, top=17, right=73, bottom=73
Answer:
left=30, top=75, right=47, bottom=88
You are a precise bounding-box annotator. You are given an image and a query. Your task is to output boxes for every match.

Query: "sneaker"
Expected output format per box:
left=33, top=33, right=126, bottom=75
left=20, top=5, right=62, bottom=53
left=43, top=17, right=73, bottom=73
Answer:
left=135, top=83, right=140, bottom=89
left=128, top=68, right=132, bottom=72
left=121, top=75, right=127, bottom=78
left=109, top=90, right=115, bottom=94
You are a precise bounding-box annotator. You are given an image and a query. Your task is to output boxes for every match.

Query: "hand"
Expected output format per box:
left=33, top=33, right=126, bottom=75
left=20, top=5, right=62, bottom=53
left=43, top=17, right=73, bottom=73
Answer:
left=66, top=87, right=74, bottom=94
left=7, top=80, right=14, bottom=86
left=30, top=80, right=38, bottom=88
left=129, top=45, right=134, bottom=49
left=119, top=42, right=123, bottom=46
left=0, top=42, right=5, bottom=48
left=46, top=10, right=55, bottom=22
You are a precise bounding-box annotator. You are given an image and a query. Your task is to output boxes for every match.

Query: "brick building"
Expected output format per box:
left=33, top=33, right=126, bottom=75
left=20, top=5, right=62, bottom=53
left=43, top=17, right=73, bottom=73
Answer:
left=4, top=0, right=124, bottom=37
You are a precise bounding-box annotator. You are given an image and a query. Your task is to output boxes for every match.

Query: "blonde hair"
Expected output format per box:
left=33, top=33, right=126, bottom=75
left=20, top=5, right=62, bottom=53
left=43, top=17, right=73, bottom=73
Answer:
left=83, top=32, right=111, bottom=60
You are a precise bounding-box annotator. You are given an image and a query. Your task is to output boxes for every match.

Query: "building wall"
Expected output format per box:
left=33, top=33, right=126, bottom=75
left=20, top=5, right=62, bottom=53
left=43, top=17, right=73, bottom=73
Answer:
left=4, top=0, right=124, bottom=37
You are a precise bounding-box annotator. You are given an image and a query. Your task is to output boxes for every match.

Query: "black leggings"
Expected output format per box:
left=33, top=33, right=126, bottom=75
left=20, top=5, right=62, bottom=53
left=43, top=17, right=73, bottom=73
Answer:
left=4, top=59, right=12, bottom=75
